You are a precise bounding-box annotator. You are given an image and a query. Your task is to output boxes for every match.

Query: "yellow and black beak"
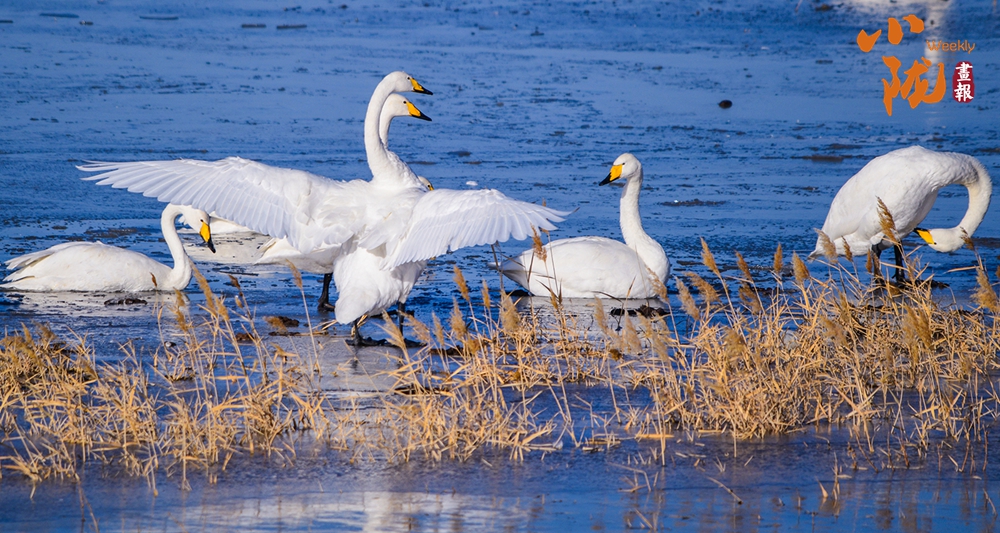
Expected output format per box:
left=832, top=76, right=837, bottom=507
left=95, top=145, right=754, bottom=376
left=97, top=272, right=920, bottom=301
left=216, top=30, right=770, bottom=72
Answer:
left=410, top=77, right=433, bottom=95
left=200, top=222, right=216, bottom=253
left=406, top=101, right=432, bottom=122
left=599, top=164, right=623, bottom=186
left=914, top=227, right=935, bottom=245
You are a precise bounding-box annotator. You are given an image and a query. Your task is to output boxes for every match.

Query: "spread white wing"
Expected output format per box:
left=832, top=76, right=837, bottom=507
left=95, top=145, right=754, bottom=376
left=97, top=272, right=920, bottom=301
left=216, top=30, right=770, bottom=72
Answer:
left=381, top=188, right=569, bottom=269
left=79, top=157, right=368, bottom=253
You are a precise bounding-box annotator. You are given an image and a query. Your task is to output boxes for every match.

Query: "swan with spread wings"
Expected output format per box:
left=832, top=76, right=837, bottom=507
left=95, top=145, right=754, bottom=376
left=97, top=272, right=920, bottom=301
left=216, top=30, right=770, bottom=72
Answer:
left=79, top=72, right=568, bottom=343
left=254, top=91, right=434, bottom=317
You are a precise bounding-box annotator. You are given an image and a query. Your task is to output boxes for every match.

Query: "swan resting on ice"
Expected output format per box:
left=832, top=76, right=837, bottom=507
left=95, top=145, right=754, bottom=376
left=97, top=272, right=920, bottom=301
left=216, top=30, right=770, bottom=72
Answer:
left=501, top=153, right=669, bottom=300
left=2, top=204, right=215, bottom=292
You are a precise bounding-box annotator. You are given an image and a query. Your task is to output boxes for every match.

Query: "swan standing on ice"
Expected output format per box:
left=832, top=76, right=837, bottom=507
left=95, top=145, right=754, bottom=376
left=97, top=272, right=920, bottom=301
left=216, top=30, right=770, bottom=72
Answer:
left=809, top=146, right=992, bottom=282
left=78, top=71, right=568, bottom=344
left=2, top=204, right=215, bottom=292
left=501, top=153, right=669, bottom=299
left=255, top=92, right=433, bottom=316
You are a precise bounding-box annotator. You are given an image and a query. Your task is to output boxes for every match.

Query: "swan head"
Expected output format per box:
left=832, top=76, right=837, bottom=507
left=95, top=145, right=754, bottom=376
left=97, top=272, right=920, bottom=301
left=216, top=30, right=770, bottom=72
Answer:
left=417, top=176, right=434, bottom=191
left=175, top=205, right=216, bottom=253
left=599, top=153, right=642, bottom=185
left=383, top=71, right=433, bottom=95
left=382, top=93, right=432, bottom=123
left=914, top=227, right=968, bottom=253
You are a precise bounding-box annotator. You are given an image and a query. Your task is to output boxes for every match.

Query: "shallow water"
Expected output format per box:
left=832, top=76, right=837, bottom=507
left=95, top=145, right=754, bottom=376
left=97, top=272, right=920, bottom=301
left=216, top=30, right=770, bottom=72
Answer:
left=2, top=0, right=1000, bottom=530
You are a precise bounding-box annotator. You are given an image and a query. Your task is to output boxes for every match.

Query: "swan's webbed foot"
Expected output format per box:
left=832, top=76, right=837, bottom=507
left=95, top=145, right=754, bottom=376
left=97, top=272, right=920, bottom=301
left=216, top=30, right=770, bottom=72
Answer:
left=346, top=335, right=387, bottom=347
left=347, top=318, right=385, bottom=347
left=401, top=338, right=425, bottom=348
left=318, top=301, right=336, bottom=313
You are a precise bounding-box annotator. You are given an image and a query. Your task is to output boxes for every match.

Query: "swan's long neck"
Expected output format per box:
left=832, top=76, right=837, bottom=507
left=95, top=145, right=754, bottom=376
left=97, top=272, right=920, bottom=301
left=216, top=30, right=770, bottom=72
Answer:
left=955, top=158, right=992, bottom=236
left=931, top=155, right=993, bottom=251
left=160, top=204, right=192, bottom=290
left=378, top=115, right=393, bottom=146
left=365, top=85, right=420, bottom=189
left=619, top=171, right=669, bottom=281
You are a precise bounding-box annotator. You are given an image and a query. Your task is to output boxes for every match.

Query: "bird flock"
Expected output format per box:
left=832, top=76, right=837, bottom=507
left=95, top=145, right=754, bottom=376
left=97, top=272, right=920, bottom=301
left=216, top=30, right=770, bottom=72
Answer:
left=1, top=71, right=994, bottom=344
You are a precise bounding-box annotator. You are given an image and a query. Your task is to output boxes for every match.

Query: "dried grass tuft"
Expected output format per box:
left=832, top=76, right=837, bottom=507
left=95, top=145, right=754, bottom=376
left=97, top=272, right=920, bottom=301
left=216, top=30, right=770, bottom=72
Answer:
left=974, top=265, right=999, bottom=313
left=792, top=252, right=810, bottom=285
left=814, top=229, right=837, bottom=260
left=842, top=237, right=853, bottom=262
left=701, top=238, right=720, bottom=277
left=876, top=197, right=897, bottom=244
left=675, top=276, right=701, bottom=321
left=531, top=227, right=547, bottom=263
left=772, top=243, right=784, bottom=281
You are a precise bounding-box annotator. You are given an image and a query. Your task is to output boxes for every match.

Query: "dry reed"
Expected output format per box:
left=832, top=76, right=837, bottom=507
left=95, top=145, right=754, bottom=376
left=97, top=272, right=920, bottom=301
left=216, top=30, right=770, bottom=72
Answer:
left=2, top=241, right=999, bottom=485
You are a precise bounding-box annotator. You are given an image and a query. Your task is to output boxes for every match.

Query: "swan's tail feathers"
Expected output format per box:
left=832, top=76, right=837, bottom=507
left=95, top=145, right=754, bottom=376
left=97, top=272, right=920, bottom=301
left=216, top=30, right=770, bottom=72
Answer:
left=498, top=256, right=530, bottom=275
left=254, top=238, right=284, bottom=265
left=5, top=243, right=80, bottom=270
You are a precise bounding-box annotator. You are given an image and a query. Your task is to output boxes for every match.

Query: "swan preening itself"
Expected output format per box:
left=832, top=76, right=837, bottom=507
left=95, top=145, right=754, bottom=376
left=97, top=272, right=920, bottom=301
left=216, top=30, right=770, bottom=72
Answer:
left=2, top=204, right=215, bottom=292
left=78, top=71, right=568, bottom=343
left=501, top=153, right=670, bottom=299
left=810, top=145, right=992, bottom=282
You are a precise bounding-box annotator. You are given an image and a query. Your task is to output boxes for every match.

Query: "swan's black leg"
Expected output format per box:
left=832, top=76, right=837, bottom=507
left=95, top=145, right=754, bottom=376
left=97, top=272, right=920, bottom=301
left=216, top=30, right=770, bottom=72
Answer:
left=397, top=302, right=407, bottom=333
left=318, top=273, right=336, bottom=313
left=869, top=244, right=883, bottom=280
left=394, top=303, right=424, bottom=348
left=347, top=316, right=384, bottom=347
left=893, top=243, right=906, bottom=284
left=351, top=320, right=363, bottom=346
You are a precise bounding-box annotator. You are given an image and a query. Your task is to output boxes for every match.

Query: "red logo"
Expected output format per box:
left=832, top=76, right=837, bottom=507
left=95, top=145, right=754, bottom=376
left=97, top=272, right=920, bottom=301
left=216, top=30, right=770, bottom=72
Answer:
left=953, top=61, right=974, bottom=103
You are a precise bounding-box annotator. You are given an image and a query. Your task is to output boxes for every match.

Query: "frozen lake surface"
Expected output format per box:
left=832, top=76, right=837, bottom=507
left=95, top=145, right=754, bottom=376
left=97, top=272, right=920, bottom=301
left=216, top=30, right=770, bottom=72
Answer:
left=2, top=0, right=999, bottom=530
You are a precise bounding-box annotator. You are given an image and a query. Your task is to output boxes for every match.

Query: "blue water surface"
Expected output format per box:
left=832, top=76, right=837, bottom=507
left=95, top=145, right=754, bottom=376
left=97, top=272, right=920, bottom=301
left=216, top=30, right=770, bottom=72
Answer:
left=1, top=0, right=999, bottom=530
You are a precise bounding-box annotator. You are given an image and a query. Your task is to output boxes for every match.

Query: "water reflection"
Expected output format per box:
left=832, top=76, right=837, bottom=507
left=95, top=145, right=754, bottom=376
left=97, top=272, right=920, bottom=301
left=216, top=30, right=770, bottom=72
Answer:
left=4, top=451, right=995, bottom=532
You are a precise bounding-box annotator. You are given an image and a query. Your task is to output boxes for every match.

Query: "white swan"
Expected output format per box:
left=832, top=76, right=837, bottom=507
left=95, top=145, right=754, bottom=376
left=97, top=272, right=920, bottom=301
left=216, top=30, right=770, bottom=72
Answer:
left=501, top=153, right=669, bottom=299
left=255, top=92, right=433, bottom=313
left=328, top=174, right=434, bottom=335
left=77, top=71, right=568, bottom=340
left=2, top=204, right=215, bottom=292
left=328, top=86, right=438, bottom=338
left=809, top=145, right=992, bottom=281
